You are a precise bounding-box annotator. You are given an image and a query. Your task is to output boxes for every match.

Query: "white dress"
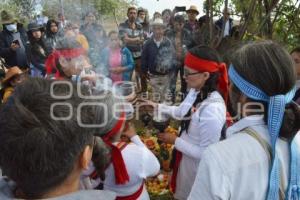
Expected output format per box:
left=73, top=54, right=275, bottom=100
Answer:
left=81, top=135, right=160, bottom=200
left=158, top=89, right=226, bottom=200
left=188, top=115, right=300, bottom=200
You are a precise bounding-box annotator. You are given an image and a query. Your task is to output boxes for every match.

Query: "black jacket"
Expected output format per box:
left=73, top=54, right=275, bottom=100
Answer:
left=141, top=37, right=175, bottom=75
left=0, top=24, right=29, bottom=68
left=215, top=17, right=234, bottom=36
left=293, top=88, right=300, bottom=104
left=26, top=38, right=48, bottom=74
left=183, top=20, right=200, bottom=33
left=44, top=32, right=62, bottom=55
left=165, top=28, right=195, bottom=50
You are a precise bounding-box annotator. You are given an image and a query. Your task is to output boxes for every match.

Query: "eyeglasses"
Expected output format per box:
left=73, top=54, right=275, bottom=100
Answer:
left=184, top=69, right=201, bottom=77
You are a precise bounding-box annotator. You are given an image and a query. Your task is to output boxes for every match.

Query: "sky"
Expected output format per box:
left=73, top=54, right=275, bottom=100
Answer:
left=137, top=0, right=204, bottom=17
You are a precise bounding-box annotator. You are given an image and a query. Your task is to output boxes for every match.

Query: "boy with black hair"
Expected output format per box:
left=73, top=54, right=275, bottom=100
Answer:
left=0, top=78, right=115, bottom=200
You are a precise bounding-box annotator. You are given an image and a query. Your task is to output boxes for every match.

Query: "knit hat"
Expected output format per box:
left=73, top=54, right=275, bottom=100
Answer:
left=27, top=22, right=44, bottom=32
left=1, top=10, right=17, bottom=24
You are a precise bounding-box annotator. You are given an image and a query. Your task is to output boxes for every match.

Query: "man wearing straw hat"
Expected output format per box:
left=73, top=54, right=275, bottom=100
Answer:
left=1, top=66, right=26, bottom=103
left=0, top=10, right=28, bottom=69
left=184, top=5, right=200, bottom=33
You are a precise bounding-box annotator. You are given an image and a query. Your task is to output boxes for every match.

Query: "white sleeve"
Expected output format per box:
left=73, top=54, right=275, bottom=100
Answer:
left=174, top=103, right=225, bottom=159
left=130, top=135, right=160, bottom=178
left=174, top=137, right=207, bottom=160
left=158, top=90, right=195, bottom=120
left=130, top=135, right=146, bottom=147
left=139, top=146, right=160, bottom=179
left=188, top=148, right=230, bottom=200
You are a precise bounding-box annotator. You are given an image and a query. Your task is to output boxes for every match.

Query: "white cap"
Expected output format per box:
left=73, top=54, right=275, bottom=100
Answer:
left=150, top=18, right=165, bottom=27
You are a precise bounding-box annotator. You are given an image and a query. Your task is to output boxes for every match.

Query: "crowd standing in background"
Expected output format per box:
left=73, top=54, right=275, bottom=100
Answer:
left=0, top=3, right=299, bottom=200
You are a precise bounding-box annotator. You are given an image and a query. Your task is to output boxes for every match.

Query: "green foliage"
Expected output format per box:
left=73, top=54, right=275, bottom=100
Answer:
left=12, top=0, right=37, bottom=19
left=93, top=0, right=118, bottom=16
left=272, top=1, right=300, bottom=50
left=203, top=0, right=224, bottom=16
left=0, top=1, right=30, bottom=29
left=40, top=0, right=136, bottom=23
left=1, top=0, right=298, bottom=49
left=228, top=0, right=299, bottom=49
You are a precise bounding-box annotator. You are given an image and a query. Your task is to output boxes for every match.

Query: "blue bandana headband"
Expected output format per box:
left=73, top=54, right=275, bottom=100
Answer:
left=229, top=65, right=300, bottom=200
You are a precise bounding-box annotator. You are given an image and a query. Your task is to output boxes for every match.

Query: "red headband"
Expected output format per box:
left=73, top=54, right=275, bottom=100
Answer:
left=184, top=52, right=229, bottom=103
left=102, top=112, right=129, bottom=185
left=103, top=112, right=126, bottom=141
left=45, top=48, right=86, bottom=78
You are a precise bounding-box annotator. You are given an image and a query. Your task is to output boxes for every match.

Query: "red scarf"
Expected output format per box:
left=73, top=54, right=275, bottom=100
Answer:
left=45, top=48, right=86, bottom=78
left=184, top=52, right=229, bottom=103
left=102, top=112, right=130, bottom=185
left=116, top=182, right=144, bottom=200
left=170, top=150, right=182, bottom=193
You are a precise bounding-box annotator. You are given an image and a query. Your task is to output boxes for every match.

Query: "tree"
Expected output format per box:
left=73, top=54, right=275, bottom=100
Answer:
left=200, top=0, right=300, bottom=50
left=41, top=0, right=137, bottom=23
left=12, top=0, right=38, bottom=20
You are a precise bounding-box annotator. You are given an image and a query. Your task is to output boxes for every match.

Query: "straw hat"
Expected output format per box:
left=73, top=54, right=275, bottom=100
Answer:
left=1, top=10, right=17, bottom=24
left=186, top=5, right=199, bottom=15
left=150, top=18, right=165, bottom=27
left=2, top=66, right=23, bottom=83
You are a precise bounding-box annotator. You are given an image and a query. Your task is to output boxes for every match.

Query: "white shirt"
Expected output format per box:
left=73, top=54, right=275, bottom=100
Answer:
left=154, top=38, right=163, bottom=48
left=188, top=115, right=300, bottom=200
left=159, top=89, right=226, bottom=200
left=224, top=20, right=230, bottom=37
left=104, top=135, right=160, bottom=200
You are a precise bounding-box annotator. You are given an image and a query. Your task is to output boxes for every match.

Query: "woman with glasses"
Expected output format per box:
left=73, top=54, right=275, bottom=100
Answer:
left=146, top=45, right=228, bottom=200
left=188, top=41, right=300, bottom=200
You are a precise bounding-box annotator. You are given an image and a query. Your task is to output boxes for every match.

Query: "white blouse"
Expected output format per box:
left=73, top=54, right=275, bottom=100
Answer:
left=158, top=89, right=226, bottom=200
left=188, top=115, right=300, bottom=200
left=104, top=135, right=160, bottom=200
left=82, top=135, right=160, bottom=200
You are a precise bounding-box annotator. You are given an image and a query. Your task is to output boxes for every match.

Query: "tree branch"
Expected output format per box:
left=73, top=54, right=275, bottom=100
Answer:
left=238, top=0, right=257, bottom=40
left=283, top=1, right=300, bottom=41
left=214, top=0, right=228, bottom=48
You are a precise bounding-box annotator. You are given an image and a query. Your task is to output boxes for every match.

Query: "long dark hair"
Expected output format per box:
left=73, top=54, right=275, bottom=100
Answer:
left=181, top=45, right=222, bottom=133
left=231, top=41, right=300, bottom=139
left=46, top=19, right=59, bottom=36
left=27, top=29, right=47, bottom=59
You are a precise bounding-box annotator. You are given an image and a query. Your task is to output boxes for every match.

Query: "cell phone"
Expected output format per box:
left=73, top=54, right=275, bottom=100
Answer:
left=12, top=39, right=20, bottom=45
left=175, top=6, right=186, bottom=12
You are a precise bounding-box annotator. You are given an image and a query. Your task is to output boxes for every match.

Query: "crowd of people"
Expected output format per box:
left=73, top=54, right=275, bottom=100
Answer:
left=0, top=4, right=299, bottom=200
left=0, top=5, right=236, bottom=103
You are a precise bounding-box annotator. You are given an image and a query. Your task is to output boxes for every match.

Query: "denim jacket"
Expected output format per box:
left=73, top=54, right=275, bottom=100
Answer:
left=98, top=47, right=134, bottom=81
